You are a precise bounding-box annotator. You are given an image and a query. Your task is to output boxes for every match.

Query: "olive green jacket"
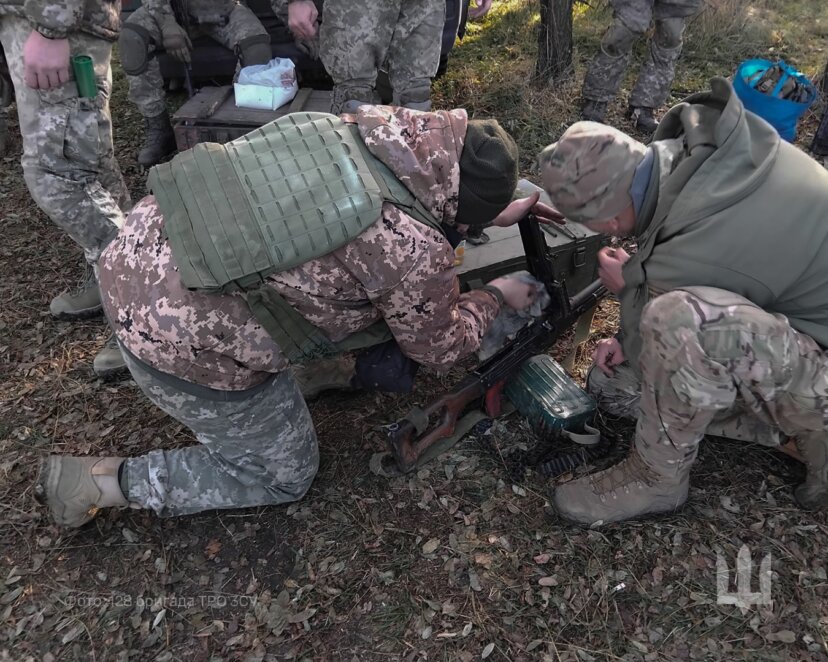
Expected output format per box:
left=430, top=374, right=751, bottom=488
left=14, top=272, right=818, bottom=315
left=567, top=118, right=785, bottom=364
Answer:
left=620, top=77, right=828, bottom=369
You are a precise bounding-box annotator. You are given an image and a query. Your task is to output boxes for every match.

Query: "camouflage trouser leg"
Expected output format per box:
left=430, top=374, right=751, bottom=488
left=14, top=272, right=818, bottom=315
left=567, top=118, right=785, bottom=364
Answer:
left=581, top=0, right=651, bottom=103
left=121, top=351, right=319, bottom=517
left=320, top=0, right=401, bottom=112
left=0, top=16, right=128, bottom=265
left=387, top=0, right=444, bottom=106
left=210, top=4, right=270, bottom=59
left=629, top=17, right=686, bottom=108
left=123, top=7, right=167, bottom=118
left=634, top=287, right=828, bottom=474
left=587, top=362, right=783, bottom=446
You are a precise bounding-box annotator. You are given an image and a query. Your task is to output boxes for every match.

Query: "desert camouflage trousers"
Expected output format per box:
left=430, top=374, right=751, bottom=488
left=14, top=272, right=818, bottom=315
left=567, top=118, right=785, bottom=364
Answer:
left=320, top=0, right=445, bottom=113
left=582, top=0, right=702, bottom=108
left=124, top=4, right=268, bottom=118
left=592, top=287, right=828, bottom=472
left=121, top=349, right=319, bottom=517
left=0, top=16, right=130, bottom=265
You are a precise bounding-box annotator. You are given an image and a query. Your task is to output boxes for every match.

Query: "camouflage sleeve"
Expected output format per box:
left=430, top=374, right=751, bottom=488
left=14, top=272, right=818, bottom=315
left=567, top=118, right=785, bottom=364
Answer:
left=24, top=0, right=85, bottom=37
left=142, top=0, right=175, bottom=18
left=369, top=213, right=501, bottom=371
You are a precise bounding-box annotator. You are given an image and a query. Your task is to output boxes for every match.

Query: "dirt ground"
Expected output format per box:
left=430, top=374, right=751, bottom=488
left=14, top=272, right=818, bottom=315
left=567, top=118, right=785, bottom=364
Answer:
left=2, top=1, right=828, bottom=660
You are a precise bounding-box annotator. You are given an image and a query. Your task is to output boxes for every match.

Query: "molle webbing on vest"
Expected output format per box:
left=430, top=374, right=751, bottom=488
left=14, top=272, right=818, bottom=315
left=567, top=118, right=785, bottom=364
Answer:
left=149, top=112, right=391, bottom=293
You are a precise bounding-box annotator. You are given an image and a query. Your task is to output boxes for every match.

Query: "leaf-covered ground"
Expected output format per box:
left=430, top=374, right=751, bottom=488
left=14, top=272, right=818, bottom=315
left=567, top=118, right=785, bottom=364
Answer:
left=2, top=1, right=828, bottom=660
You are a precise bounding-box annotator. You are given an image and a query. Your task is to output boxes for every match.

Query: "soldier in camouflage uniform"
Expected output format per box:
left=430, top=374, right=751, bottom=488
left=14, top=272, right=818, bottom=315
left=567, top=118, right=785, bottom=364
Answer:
left=37, top=106, right=561, bottom=527
left=0, top=0, right=133, bottom=377
left=538, top=77, right=828, bottom=525
left=278, top=0, right=445, bottom=113
left=581, top=0, right=702, bottom=134
left=119, top=0, right=271, bottom=167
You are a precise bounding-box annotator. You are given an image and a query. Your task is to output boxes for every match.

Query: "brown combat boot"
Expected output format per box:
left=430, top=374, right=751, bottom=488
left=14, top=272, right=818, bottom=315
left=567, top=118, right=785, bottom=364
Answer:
left=553, top=437, right=696, bottom=526
left=794, top=431, right=828, bottom=510
left=292, top=355, right=357, bottom=400
left=137, top=110, right=176, bottom=167
left=36, top=456, right=128, bottom=528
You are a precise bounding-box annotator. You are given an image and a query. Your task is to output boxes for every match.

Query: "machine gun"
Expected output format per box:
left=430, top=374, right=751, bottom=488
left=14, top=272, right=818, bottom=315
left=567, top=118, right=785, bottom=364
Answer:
left=385, top=214, right=608, bottom=474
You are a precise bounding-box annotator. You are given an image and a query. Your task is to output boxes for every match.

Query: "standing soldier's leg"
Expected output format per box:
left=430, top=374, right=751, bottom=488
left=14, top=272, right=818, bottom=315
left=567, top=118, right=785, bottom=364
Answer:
left=581, top=0, right=652, bottom=122
left=628, top=16, right=687, bottom=133
left=319, top=0, right=400, bottom=113
left=40, top=351, right=320, bottom=526
left=555, top=287, right=828, bottom=525
left=119, top=6, right=176, bottom=167
left=213, top=4, right=272, bottom=67
left=386, top=0, right=444, bottom=110
left=0, top=19, right=124, bottom=317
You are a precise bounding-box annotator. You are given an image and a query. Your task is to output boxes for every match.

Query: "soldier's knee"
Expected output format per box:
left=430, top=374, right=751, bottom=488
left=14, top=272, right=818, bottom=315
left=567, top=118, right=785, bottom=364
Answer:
left=119, top=23, right=154, bottom=76
left=282, top=438, right=319, bottom=500
left=601, top=19, right=643, bottom=58
left=237, top=34, right=272, bottom=67
left=653, top=18, right=685, bottom=50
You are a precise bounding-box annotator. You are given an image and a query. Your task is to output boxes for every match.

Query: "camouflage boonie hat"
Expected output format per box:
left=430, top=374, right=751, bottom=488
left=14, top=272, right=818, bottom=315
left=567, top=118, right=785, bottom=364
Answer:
left=538, top=121, right=647, bottom=223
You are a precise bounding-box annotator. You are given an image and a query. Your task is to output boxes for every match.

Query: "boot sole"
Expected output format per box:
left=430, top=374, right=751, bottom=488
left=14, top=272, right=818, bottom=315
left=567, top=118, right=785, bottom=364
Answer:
left=551, top=498, right=688, bottom=529
left=33, top=456, right=52, bottom=506
left=50, top=304, right=104, bottom=321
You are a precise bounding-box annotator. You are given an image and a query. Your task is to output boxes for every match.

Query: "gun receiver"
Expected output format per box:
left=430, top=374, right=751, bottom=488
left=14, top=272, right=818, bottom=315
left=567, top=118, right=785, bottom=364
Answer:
left=386, top=214, right=608, bottom=473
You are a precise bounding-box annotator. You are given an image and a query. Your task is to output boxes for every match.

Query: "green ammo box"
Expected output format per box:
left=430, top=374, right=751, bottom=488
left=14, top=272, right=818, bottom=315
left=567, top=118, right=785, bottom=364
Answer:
left=457, top=179, right=606, bottom=293
left=504, top=355, right=596, bottom=438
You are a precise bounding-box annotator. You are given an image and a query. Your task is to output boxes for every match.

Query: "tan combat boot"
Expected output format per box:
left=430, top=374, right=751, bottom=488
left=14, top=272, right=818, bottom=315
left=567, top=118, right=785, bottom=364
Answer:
left=36, top=456, right=128, bottom=528
left=292, top=355, right=357, bottom=400
left=553, top=438, right=696, bottom=526
left=794, top=431, right=828, bottom=511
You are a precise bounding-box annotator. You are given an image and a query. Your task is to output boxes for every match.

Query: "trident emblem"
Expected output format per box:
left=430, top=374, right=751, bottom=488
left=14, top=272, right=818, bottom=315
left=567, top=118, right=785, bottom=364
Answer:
left=716, top=544, right=773, bottom=609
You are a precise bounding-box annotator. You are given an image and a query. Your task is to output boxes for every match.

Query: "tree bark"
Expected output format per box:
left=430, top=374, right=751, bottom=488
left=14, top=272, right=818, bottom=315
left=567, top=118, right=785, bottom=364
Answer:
left=534, top=0, right=575, bottom=85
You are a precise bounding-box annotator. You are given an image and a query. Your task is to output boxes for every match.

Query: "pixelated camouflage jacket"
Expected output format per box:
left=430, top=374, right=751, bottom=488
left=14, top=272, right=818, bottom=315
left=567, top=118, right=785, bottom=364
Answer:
left=0, top=0, right=121, bottom=41
left=142, top=0, right=240, bottom=22
left=619, top=76, right=828, bottom=370
left=99, top=105, right=502, bottom=391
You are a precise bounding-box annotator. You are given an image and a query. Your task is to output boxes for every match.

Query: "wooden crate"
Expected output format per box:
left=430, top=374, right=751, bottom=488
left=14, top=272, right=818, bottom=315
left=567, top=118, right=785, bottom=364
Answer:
left=172, top=86, right=333, bottom=150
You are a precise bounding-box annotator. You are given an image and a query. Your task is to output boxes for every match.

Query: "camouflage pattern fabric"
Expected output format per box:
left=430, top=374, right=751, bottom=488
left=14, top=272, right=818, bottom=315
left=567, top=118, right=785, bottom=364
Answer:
left=0, top=0, right=121, bottom=41
left=582, top=0, right=703, bottom=108
left=319, top=0, right=445, bottom=112
left=99, top=106, right=501, bottom=391
left=538, top=120, right=646, bottom=223
left=124, top=2, right=268, bottom=118
left=121, top=348, right=318, bottom=517
left=631, top=286, right=828, bottom=473
left=0, top=15, right=130, bottom=265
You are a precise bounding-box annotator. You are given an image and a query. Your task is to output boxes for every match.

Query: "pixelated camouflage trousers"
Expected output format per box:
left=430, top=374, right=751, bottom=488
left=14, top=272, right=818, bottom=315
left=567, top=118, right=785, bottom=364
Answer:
left=602, top=287, right=828, bottom=473
left=320, top=0, right=444, bottom=112
left=0, top=16, right=130, bottom=265
left=124, top=4, right=268, bottom=118
left=582, top=0, right=702, bottom=107
left=121, top=349, right=319, bottom=517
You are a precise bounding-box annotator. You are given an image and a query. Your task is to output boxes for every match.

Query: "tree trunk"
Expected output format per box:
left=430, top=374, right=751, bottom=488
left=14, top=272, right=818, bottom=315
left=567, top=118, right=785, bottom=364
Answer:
left=534, top=0, right=575, bottom=85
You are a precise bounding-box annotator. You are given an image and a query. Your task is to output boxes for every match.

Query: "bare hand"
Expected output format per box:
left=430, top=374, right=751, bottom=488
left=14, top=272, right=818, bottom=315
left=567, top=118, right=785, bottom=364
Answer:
left=468, top=0, right=493, bottom=19
left=597, top=246, right=630, bottom=294
left=488, top=276, right=537, bottom=311
left=592, top=337, right=625, bottom=376
left=161, top=15, right=192, bottom=63
left=288, top=0, right=319, bottom=40
left=491, top=191, right=565, bottom=228
left=23, top=31, right=70, bottom=90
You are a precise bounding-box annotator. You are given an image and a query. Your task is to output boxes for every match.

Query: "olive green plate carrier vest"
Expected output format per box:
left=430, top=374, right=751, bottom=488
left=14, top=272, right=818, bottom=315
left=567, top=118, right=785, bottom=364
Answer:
left=148, top=111, right=443, bottom=363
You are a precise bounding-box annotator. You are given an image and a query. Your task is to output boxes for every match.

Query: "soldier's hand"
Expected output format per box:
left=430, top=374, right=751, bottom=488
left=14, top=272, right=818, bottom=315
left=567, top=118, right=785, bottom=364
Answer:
left=288, top=0, right=319, bottom=41
left=597, top=246, right=630, bottom=294
left=161, top=15, right=192, bottom=63
left=491, top=191, right=565, bottom=228
left=23, top=31, right=71, bottom=90
left=468, top=0, right=493, bottom=19
left=488, top=276, right=537, bottom=311
left=592, top=338, right=625, bottom=377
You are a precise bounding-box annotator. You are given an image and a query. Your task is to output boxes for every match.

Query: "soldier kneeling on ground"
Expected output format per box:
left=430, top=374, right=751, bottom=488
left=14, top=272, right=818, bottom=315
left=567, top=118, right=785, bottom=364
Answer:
left=37, top=105, right=561, bottom=527
left=119, top=0, right=272, bottom=167
left=539, top=77, right=828, bottom=526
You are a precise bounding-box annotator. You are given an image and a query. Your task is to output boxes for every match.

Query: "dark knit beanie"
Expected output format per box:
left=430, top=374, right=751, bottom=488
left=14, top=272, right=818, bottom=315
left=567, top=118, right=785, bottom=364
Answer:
left=455, top=119, right=519, bottom=226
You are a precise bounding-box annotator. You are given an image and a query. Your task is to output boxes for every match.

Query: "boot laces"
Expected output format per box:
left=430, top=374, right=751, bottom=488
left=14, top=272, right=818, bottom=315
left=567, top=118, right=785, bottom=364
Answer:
left=68, top=263, right=97, bottom=297
left=589, top=451, right=659, bottom=495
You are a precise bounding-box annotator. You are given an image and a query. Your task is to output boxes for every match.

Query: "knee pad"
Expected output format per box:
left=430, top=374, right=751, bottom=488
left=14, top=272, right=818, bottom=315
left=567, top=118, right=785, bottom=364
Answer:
left=654, top=18, right=685, bottom=50
left=601, top=20, right=642, bottom=58
left=238, top=34, right=272, bottom=67
left=119, top=23, right=154, bottom=76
